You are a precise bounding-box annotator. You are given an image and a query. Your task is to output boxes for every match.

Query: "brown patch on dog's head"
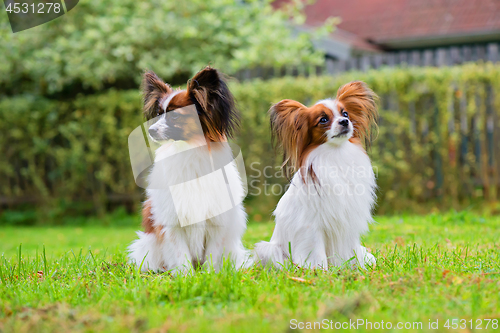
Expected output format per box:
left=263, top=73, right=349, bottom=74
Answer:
left=336, top=81, right=378, bottom=146
left=141, top=67, right=238, bottom=142
left=270, top=100, right=334, bottom=179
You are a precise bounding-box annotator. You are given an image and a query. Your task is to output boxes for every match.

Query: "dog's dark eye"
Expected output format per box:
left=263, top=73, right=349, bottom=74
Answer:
left=319, top=117, right=329, bottom=124
left=342, top=111, right=349, bottom=118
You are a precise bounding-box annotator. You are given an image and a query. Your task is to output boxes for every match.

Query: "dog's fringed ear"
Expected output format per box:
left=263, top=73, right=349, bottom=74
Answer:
left=187, top=66, right=238, bottom=140
left=336, top=81, right=378, bottom=146
left=142, top=71, right=173, bottom=120
left=269, top=99, right=308, bottom=177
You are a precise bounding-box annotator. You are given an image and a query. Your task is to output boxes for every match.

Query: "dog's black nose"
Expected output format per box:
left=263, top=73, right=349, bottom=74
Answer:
left=339, top=119, right=349, bottom=127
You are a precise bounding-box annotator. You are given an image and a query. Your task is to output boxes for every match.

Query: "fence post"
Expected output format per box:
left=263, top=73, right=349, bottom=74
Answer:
left=462, top=46, right=473, bottom=62
left=348, top=58, right=358, bottom=71
left=487, top=43, right=499, bottom=63
left=473, top=89, right=487, bottom=199
left=325, top=58, right=335, bottom=75
left=447, top=85, right=459, bottom=205
left=399, top=51, right=408, bottom=66
left=436, top=48, right=448, bottom=66
left=410, top=50, right=420, bottom=67
left=486, top=85, right=498, bottom=200
left=423, top=50, right=434, bottom=66
left=472, top=45, right=480, bottom=62
left=387, top=53, right=396, bottom=67
left=373, top=54, right=383, bottom=69
left=450, top=47, right=462, bottom=65
left=458, top=85, right=472, bottom=199
left=433, top=96, right=444, bottom=199
left=494, top=87, right=500, bottom=198
left=338, top=60, right=347, bottom=73
left=361, top=55, right=371, bottom=72
left=477, top=45, right=487, bottom=61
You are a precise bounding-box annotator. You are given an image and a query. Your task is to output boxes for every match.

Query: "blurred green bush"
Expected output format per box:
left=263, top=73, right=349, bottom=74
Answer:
left=0, top=0, right=326, bottom=95
left=1, top=63, right=499, bottom=222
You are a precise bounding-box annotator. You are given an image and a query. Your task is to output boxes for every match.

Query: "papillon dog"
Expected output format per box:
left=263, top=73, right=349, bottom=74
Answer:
left=255, top=81, right=378, bottom=269
left=128, top=67, right=250, bottom=273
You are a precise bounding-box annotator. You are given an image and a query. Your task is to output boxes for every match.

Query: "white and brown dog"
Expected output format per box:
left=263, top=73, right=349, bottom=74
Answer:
left=129, top=67, right=250, bottom=273
left=255, top=81, right=378, bottom=269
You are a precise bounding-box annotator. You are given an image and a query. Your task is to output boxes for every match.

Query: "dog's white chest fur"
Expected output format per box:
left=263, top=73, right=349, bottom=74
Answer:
left=129, top=141, right=249, bottom=273
left=276, top=142, right=375, bottom=234
left=256, top=141, right=376, bottom=268
left=147, top=142, right=245, bottom=228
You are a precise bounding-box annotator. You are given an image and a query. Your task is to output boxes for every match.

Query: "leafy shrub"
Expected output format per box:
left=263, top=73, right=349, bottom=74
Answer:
left=0, top=0, right=325, bottom=96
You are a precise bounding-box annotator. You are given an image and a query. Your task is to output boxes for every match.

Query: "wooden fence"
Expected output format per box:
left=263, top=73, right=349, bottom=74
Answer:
left=373, top=84, right=500, bottom=208
left=235, top=42, right=500, bottom=80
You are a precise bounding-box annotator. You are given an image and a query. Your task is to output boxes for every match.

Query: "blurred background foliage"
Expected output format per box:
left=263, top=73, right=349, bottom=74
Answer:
left=2, top=63, right=500, bottom=224
left=1, top=0, right=499, bottom=224
left=0, top=0, right=326, bottom=96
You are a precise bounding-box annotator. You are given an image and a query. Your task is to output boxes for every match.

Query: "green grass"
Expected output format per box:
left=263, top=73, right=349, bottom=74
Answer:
left=0, top=211, right=499, bottom=332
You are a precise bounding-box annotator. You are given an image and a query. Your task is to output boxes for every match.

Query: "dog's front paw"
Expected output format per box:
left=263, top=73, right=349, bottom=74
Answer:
left=356, top=246, right=376, bottom=268
left=364, top=252, right=376, bottom=267
left=166, top=260, right=195, bottom=276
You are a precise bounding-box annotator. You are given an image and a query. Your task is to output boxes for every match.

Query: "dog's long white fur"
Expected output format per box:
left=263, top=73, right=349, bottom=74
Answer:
left=255, top=101, right=377, bottom=269
left=128, top=141, right=250, bottom=273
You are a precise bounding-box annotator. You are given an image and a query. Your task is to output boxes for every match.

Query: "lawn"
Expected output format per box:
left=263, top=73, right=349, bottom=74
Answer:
left=0, top=211, right=499, bottom=332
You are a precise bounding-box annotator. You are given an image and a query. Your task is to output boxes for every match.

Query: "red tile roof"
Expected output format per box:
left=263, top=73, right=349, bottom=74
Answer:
left=274, top=0, right=500, bottom=45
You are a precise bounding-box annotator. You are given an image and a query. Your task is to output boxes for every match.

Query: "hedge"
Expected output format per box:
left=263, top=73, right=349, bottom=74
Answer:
left=1, top=63, right=499, bottom=220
